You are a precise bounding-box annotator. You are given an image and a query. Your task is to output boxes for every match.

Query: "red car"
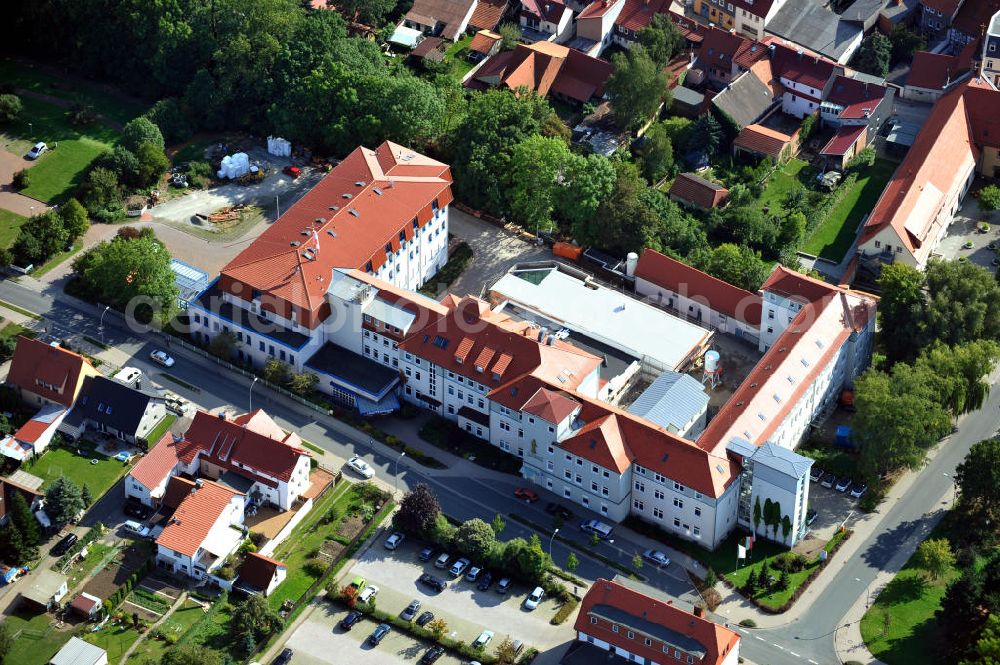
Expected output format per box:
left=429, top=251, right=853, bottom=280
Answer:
left=514, top=487, right=539, bottom=502
left=283, top=165, right=301, bottom=179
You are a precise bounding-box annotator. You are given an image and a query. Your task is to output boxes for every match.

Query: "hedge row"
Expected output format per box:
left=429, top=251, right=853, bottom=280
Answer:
left=107, top=558, right=153, bottom=610
left=550, top=597, right=580, bottom=625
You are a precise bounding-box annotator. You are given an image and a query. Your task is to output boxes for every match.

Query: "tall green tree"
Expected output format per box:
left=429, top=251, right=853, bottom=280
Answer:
left=121, top=117, right=165, bottom=153
left=955, top=439, right=1000, bottom=534
left=9, top=492, right=40, bottom=553
left=555, top=153, right=616, bottom=229
left=453, top=518, right=496, bottom=561
left=638, top=13, right=685, bottom=67
left=607, top=46, right=668, bottom=131
left=876, top=262, right=925, bottom=362
left=922, top=259, right=1000, bottom=349
left=229, top=594, right=283, bottom=656
left=913, top=538, right=955, bottom=581
left=692, top=243, right=770, bottom=292
left=0, top=94, right=22, bottom=125
left=635, top=122, right=674, bottom=184
left=0, top=522, right=26, bottom=566
left=0, top=620, right=12, bottom=665
left=334, top=0, right=397, bottom=25
left=507, top=134, right=573, bottom=232
left=59, top=198, right=90, bottom=242
left=692, top=113, right=723, bottom=156
left=851, top=32, right=891, bottom=77
left=45, top=476, right=86, bottom=528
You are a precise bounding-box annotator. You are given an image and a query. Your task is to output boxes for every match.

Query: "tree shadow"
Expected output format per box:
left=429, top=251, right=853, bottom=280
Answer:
left=860, top=511, right=943, bottom=570
left=877, top=573, right=927, bottom=605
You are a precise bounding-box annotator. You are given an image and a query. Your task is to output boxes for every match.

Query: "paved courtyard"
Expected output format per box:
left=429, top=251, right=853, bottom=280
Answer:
left=936, top=191, right=1000, bottom=269
left=0, top=147, right=50, bottom=217
left=446, top=209, right=549, bottom=298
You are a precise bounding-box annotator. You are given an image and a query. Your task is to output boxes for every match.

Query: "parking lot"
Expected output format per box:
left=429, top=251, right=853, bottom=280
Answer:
left=806, top=473, right=866, bottom=541
left=936, top=192, right=1000, bottom=269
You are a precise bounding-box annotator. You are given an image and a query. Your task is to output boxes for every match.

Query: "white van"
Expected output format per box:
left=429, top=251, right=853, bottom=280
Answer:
left=114, top=366, right=143, bottom=388
left=579, top=519, right=615, bottom=541
left=123, top=520, right=150, bottom=538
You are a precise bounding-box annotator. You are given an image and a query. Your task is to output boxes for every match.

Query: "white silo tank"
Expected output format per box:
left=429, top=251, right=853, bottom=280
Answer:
left=704, top=350, right=720, bottom=373
left=625, top=252, right=639, bottom=277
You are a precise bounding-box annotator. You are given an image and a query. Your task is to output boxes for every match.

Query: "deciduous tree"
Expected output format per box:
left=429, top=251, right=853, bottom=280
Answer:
left=507, top=134, right=573, bottom=232
left=607, top=46, right=667, bottom=131
left=635, top=122, right=674, bottom=184
left=393, top=484, right=440, bottom=537
left=121, top=117, right=165, bottom=153
left=229, top=594, right=283, bottom=656
left=955, top=439, right=1000, bottom=534
left=0, top=94, right=22, bottom=124
left=638, top=13, right=685, bottom=67
left=454, top=518, right=496, bottom=561
left=914, top=538, right=955, bottom=581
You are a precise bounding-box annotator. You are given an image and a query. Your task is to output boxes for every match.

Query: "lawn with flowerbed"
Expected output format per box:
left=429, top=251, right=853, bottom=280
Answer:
left=25, top=441, right=131, bottom=499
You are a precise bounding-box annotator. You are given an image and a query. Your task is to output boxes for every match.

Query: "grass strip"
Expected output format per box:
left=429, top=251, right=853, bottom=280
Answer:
left=300, top=440, right=325, bottom=455
left=143, top=414, right=177, bottom=447
left=0, top=299, right=42, bottom=319
left=159, top=372, right=201, bottom=393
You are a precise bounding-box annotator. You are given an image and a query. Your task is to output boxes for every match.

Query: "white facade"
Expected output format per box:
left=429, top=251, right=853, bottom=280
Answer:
left=576, top=0, right=624, bottom=51
left=521, top=5, right=575, bottom=43
left=780, top=79, right=823, bottom=119
left=634, top=275, right=760, bottom=344
left=156, top=492, right=245, bottom=580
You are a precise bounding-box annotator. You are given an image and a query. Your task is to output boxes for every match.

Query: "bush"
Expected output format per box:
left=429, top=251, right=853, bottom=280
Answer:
left=186, top=160, right=214, bottom=188
left=771, top=552, right=807, bottom=572
left=980, top=184, right=1000, bottom=211
left=0, top=94, right=22, bottom=124
left=304, top=557, right=327, bottom=577
left=550, top=597, right=580, bottom=625
left=11, top=169, right=29, bottom=190
left=739, top=619, right=757, bottom=628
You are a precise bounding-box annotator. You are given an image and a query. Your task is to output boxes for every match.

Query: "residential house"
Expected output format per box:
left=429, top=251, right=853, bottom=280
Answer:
left=188, top=141, right=452, bottom=410
left=919, top=0, right=963, bottom=38
left=693, top=27, right=769, bottom=90
left=567, top=578, right=740, bottom=665
left=467, top=29, right=503, bottom=61
left=403, top=0, right=478, bottom=41
left=769, top=43, right=837, bottom=119
left=668, top=173, right=731, bottom=211
left=70, top=592, right=103, bottom=619
left=468, top=42, right=613, bottom=105
left=765, top=0, right=864, bottom=63
left=0, top=475, right=44, bottom=525
left=155, top=479, right=245, bottom=580
left=520, top=0, right=574, bottom=43
left=5, top=336, right=99, bottom=410
left=732, top=122, right=800, bottom=162
left=3, top=404, right=67, bottom=461
left=467, top=0, right=509, bottom=32
left=690, top=0, right=788, bottom=39
left=49, top=638, right=108, bottom=665
left=819, top=75, right=892, bottom=170
left=125, top=409, right=312, bottom=512
left=902, top=45, right=976, bottom=102
left=575, top=1, right=704, bottom=55
left=59, top=376, right=167, bottom=447
left=982, top=10, right=1000, bottom=87
left=410, top=36, right=447, bottom=64
left=235, top=552, right=288, bottom=596
left=20, top=569, right=68, bottom=610
left=858, top=79, right=1000, bottom=268
left=710, top=63, right=779, bottom=131
left=633, top=248, right=763, bottom=343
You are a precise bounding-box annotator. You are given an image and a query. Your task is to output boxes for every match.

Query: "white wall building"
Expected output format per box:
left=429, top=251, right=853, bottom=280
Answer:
left=155, top=480, right=245, bottom=580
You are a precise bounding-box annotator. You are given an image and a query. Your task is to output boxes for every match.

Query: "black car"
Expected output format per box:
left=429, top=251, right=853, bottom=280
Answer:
left=419, top=646, right=445, bottom=664
left=415, top=611, right=435, bottom=627
left=368, top=623, right=390, bottom=646
left=273, top=648, right=293, bottom=665
left=124, top=501, right=151, bottom=519
left=477, top=571, right=494, bottom=592
left=545, top=502, right=574, bottom=520
left=418, top=546, right=435, bottom=562
left=809, top=467, right=824, bottom=483
left=418, top=573, right=446, bottom=592
left=806, top=508, right=818, bottom=526
left=340, top=610, right=363, bottom=630
left=51, top=532, right=78, bottom=556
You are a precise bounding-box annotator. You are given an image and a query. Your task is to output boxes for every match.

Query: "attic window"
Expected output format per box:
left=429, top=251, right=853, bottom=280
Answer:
left=290, top=241, right=300, bottom=247
left=815, top=339, right=825, bottom=349
left=300, top=230, right=310, bottom=236
left=661, top=452, right=669, bottom=462
left=349, top=209, right=360, bottom=218
left=314, top=217, right=325, bottom=225
left=743, top=430, right=751, bottom=438
left=786, top=375, right=795, bottom=384
left=432, top=335, right=449, bottom=349
left=341, top=193, right=352, bottom=199
left=355, top=180, right=365, bottom=187
left=106, top=406, right=113, bottom=415
left=757, top=412, right=767, bottom=421
left=800, top=358, right=811, bottom=367
left=328, top=205, right=340, bottom=211
left=589, top=439, right=597, bottom=449
left=326, top=230, right=337, bottom=237
left=97, top=403, right=105, bottom=413
left=511, top=387, right=519, bottom=397
left=373, top=187, right=384, bottom=196
left=716, top=464, right=726, bottom=473
left=773, top=393, right=782, bottom=403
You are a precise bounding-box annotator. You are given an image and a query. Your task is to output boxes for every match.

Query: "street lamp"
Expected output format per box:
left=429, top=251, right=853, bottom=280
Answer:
left=549, top=527, right=560, bottom=557
left=394, top=451, right=406, bottom=497
left=99, top=305, right=110, bottom=344
left=248, top=376, right=259, bottom=413
left=28, top=122, right=33, bottom=138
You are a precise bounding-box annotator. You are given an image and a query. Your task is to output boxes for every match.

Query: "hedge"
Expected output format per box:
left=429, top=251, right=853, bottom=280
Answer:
left=550, top=597, right=580, bottom=625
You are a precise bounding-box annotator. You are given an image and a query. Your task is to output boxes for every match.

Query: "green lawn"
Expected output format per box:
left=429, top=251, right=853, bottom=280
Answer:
left=0, top=58, right=148, bottom=126
left=0, top=322, right=33, bottom=340
left=61, top=542, right=115, bottom=589
left=129, top=599, right=207, bottom=663
left=30, top=242, right=83, bottom=277
left=84, top=623, right=142, bottom=662
left=756, top=158, right=808, bottom=212
left=441, top=35, right=475, bottom=80
left=143, top=413, right=177, bottom=446
left=185, top=599, right=239, bottom=660
left=27, top=445, right=130, bottom=498
left=802, top=158, right=896, bottom=261
left=0, top=209, right=28, bottom=249
left=1, top=608, right=74, bottom=665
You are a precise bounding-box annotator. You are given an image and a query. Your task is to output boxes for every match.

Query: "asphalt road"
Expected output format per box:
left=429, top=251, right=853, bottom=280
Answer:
left=2, top=278, right=992, bottom=665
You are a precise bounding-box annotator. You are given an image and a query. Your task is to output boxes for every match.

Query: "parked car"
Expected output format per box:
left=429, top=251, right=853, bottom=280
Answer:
left=367, top=623, right=391, bottom=645
left=283, top=165, right=301, bottom=179
left=496, top=577, right=512, bottom=594
left=820, top=472, right=837, bottom=488
left=339, top=610, right=363, bottom=630
left=850, top=483, right=868, bottom=499
left=434, top=553, right=450, bottom=569
left=420, top=646, right=445, bottom=664
left=806, top=508, right=818, bottom=526
left=418, top=546, right=435, bottom=562
left=642, top=549, right=670, bottom=567
left=346, top=455, right=374, bottom=479
left=809, top=467, right=824, bottom=482
left=514, top=487, right=539, bottom=502
left=348, top=576, right=366, bottom=593
left=545, top=502, right=573, bottom=520
left=273, top=648, right=293, bottom=665
left=835, top=477, right=852, bottom=493
left=124, top=501, right=151, bottom=519
left=123, top=520, right=151, bottom=538
left=51, top=533, right=78, bottom=556
left=418, top=573, right=447, bottom=592
left=415, top=611, right=435, bottom=627
left=358, top=585, right=379, bottom=604
left=26, top=142, right=47, bottom=159
left=465, top=566, right=482, bottom=582
left=523, top=586, right=544, bottom=610
left=384, top=532, right=405, bottom=550
left=477, top=571, right=494, bottom=591
left=400, top=599, right=422, bottom=621
left=149, top=350, right=175, bottom=367
left=472, top=630, right=494, bottom=649
left=580, top=519, right=615, bottom=541
left=449, top=557, right=470, bottom=577
left=511, top=639, right=524, bottom=656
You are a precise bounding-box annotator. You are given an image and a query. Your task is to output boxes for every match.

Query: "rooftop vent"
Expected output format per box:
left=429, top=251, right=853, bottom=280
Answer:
left=355, top=180, right=365, bottom=186
left=314, top=217, right=325, bottom=225
left=341, top=193, right=352, bottom=199
left=328, top=205, right=339, bottom=211
left=400, top=153, right=415, bottom=162
left=373, top=187, right=384, bottom=196
left=348, top=208, right=360, bottom=218
left=290, top=240, right=301, bottom=247
left=300, top=230, right=310, bottom=236
left=326, top=230, right=337, bottom=237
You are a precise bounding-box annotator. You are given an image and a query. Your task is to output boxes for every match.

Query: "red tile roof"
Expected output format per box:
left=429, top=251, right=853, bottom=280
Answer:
left=162, top=476, right=197, bottom=510
left=7, top=337, right=95, bottom=408
left=521, top=0, right=568, bottom=22
left=733, top=124, right=794, bottom=158
left=156, top=480, right=241, bottom=557
left=906, top=51, right=960, bottom=89
left=522, top=387, right=580, bottom=424
left=760, top=265, right=839, bottom=302
left=237, top=552, right=286, bottom=593
left=576, top=579, right=741, bottom=665
left=826, top=75, right=887, bottom=119
left=770, top=43, right=837, bottom=90
left=578, top=0, right=620, bottom=19
left=468, top=29, right=502, bottom=54
left=471, top=42, right=613, bottom=103
left=71, top=593, right=102, bottom=615
left=859, top=80, right=999, bottom=261
left=468, top=0, right=508, bottom=30
left=697, top=27, right=769, bottom=71
left=12, top=406, right=64, bottom=445
left=952, top=0, right=1000, bottom=36
left=668, top=173, right=730, bottom=209
left=634, top=249, right=762, bottom=326
left=820, top=124, right=866, bottom=156
left=220, top=142, right=452, bottom=320
left=130, top=433, right=182, bottom=491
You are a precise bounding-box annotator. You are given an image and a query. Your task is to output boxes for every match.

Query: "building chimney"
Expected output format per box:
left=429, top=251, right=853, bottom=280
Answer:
left=693, top=605, right=705, bottom=618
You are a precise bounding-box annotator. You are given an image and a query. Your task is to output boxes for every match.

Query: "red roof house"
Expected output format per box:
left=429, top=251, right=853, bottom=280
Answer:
left=668, top=173, right=730, bottom=210
left=733, top=123, right=798, bottom=160
left=236, top=552, right=288, bottom=596
left=155, top=479, right=243, bottom=559
left=6, top=336, right=99, bottom=409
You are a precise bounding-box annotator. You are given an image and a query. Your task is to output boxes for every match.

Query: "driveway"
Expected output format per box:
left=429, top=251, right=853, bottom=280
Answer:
left=447, top=209, right=549, bottom=297
left=344, top=540, right=570, bottom=651
left=0, top=147, right=50, bottom=217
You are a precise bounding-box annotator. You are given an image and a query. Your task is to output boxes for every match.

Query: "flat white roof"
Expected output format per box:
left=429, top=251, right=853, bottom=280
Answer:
left=202, top=524, right=244, bottom=559
left=491, top=266, right=712, bottom=372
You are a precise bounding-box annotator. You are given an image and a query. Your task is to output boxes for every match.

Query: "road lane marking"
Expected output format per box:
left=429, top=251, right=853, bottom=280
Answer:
left=754, top=636, right=764, bottom=641
left=789, top=651, right=800, bottom=657
left=809, top=660, right=819, bottom=664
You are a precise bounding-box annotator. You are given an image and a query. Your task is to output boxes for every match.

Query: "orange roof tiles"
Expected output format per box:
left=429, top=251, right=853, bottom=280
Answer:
left=455, top=337, right=475, bottom=363
left=733, top=124, right=795, bottom=158
left=770, top=42, right=836, bottom=91
left=634, top=249, right=762, bottom=326
left=469, top=0, right=508, bottom=31
left=220, top=142, right=452, bottom=319
left=7, top=337, right=95, bottom=408
left=906, top=51, right=962, bottom=90
left=521, top=387, right=580, bottom=424
left=576, top=579, right=741, bottom=665
left=130, top=433, right=182, bottom=491
left=760, top=265, right=840, bottom=303
left=468, top=29, right=502, bottom=54
left=697, top=27, right=769, bottom=71
left=668, top=173, right=730, bottom=210
left=471, top=42, right=613, bottom=104
left=156, top=480, right=240, bottom=557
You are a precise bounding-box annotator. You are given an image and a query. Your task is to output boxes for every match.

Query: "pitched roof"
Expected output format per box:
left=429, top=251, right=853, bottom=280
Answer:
left=906, top=51, right=962, bottom=89
left=471, top=42, right=613, bottom=103
left=627, top=371, right=710, bottom=432
left=468, top=0, right=508, bottom=30
left=634, top=249, right=762, bottom=326
left=162, top=476, right=197, bottom=510
left=820, top=124, right=866, bottom=156
left=668, top=173, right=730, bottom=209
left=468, top=29, right=502, bottom=54
left=859, top=80, right=998, bottom=262
left=825, top=74, right=886, bottom=118
left=237, top=552, right=286, bottom=592
left=50, top=637, right=107, bottom=665
left=405, top=0, right=477, bottom=39
left=411, top=36, right=446, bottom=61
left=769, top=42, right=837, bottom=91
left=576, top=579, right=741, bottom=665
left=65, top=376, right=163, bottom=437
left=952, top=0, right=1000, bottom=37
left=522, top=386, right=581, bottom=424
left=155, top=479, right=241, bottom=557
left=7, top=337, right=95, bottom=408
left=129, top=433, right=182, bottom=491
left=521, top=0, right=568, bottom=22
left=760, top=264, right=840, bottom=302
left=766, top=0, right=863, bottom=63
left=733, top=123, right=794, bottom=158
left=71, top=592, right=102, bottom=613
left=13, top=403, right=65, bottom=445
left=711, top=69, right=776, bottom=128
left=220, top=142, right=452, bottom=317
left=697, top=27, right=768, bottom=71
left=0, top=475, right=43, bottom=523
